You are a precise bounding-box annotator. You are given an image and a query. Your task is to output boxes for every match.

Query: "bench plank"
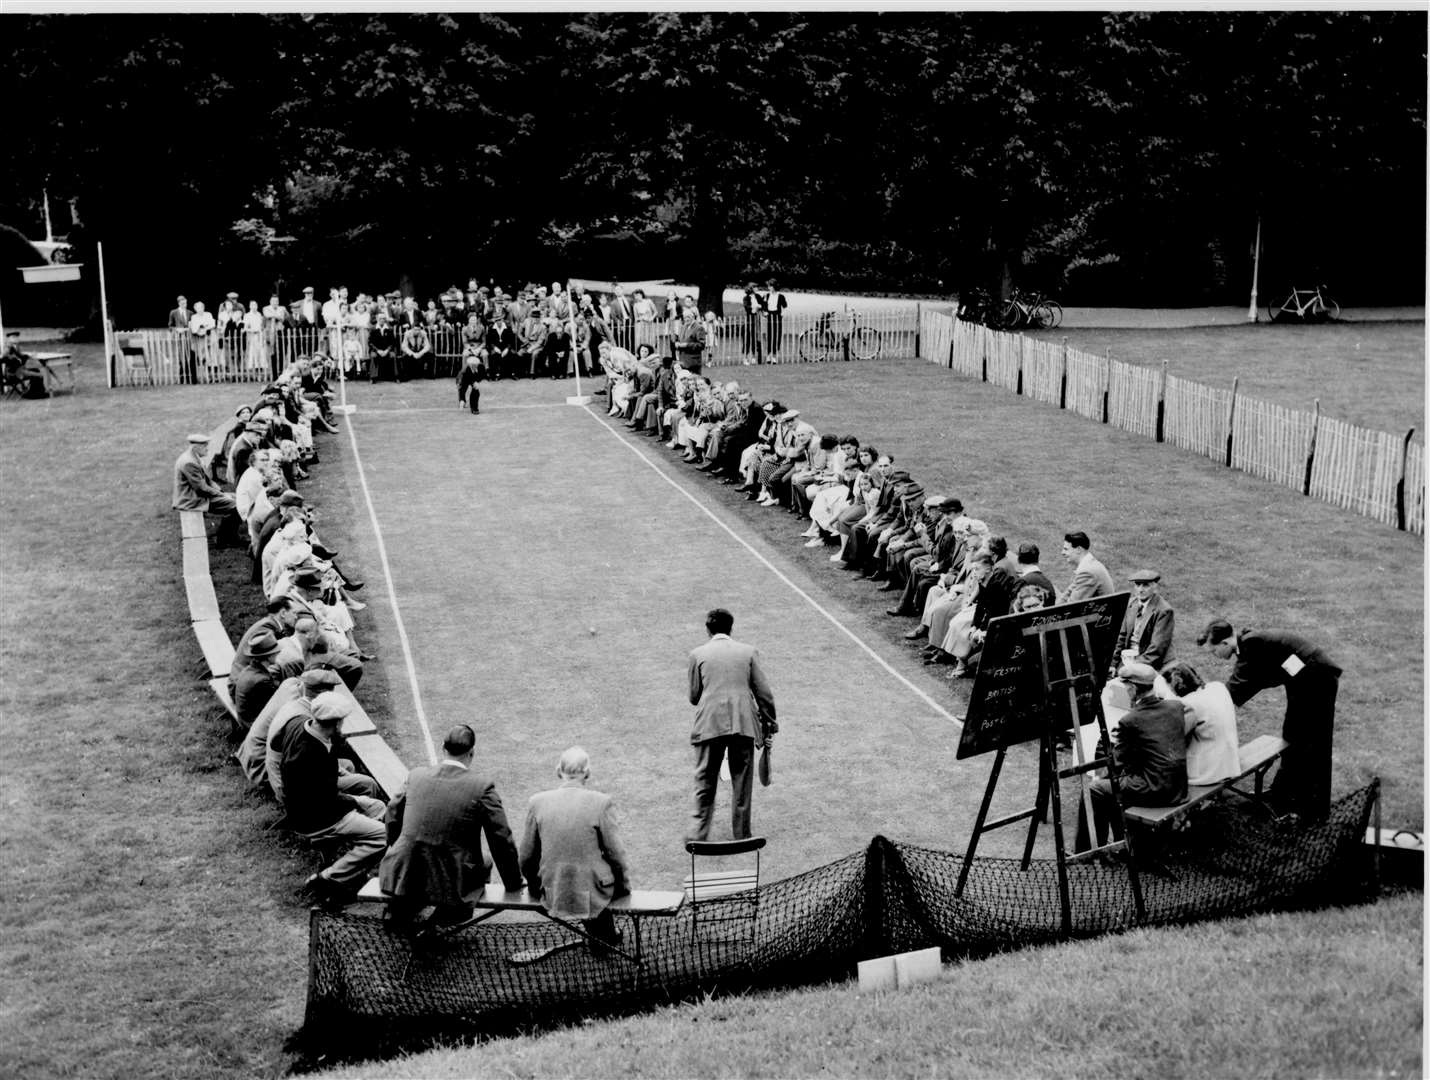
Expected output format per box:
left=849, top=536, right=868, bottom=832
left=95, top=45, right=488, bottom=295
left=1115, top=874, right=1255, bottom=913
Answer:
left=343, top=732, right=409, bottom=801
left=192, top=619, right=236, bottom=678
left=208, top=676, right=238, bottom=720
left=355, top=877, right=684, bottom=915
left=182, top=536, right=210, bottom=580
left=185, top=574, right=221, bottom=623
left=179, top=511, right=207, bottom=540
left=1123, top=735, right=1289, bottom=827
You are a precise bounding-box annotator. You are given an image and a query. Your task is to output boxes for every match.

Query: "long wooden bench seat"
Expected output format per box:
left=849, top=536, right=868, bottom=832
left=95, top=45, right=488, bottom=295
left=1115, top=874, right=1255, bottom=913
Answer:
left=343, top=731, right=409, bottom=801
left=185, top=574, right=222, bottom=623
left=1122, top=734, right=1289, bottom=828
left=192, top=619, right=236, bottom=679
left=179, top=509, right=207, bottom=540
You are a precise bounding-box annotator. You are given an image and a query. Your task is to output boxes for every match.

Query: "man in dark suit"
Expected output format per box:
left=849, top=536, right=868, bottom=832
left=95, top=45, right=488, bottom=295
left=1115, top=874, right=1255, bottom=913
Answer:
left=1059, top=530, right=1115, bottom=603
left=686, top=608, right=777, bottom=842
left=485, top=313, right=517, bottom=380
left=378, top=724, right=523, bottom=929
left=1114, top=569, right=1175, bottom=671
left=1198, top=618, right=1342, bottom=818
left=519, top=746, right=631, bottom=946
left=609, top=286, right=634, bottom=351
left=168, top=295, right=197, bottom=383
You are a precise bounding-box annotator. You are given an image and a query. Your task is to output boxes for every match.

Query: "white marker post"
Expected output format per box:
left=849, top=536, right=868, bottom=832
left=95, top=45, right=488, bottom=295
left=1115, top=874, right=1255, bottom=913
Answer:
left=1247, top=216, right=1262, bottom=323
left=565, top=279, right=591, bottom=406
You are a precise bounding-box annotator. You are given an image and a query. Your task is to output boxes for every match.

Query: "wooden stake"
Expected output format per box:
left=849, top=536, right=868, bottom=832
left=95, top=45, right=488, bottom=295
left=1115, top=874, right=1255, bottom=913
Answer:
left=1225, top=376, right=1239, bottom=466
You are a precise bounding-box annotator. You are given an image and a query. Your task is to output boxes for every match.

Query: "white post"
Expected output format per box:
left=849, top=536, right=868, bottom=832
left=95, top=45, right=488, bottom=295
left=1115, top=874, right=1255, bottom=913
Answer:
left=0, top=297, right=7, bottom=344
left=565, top=280, right=590, bottom=406
left=98, top=240, right=114, bottom=389
left=43, top=189, right=54, bottom=244
left=1247, top=216, right=1262, bottom=323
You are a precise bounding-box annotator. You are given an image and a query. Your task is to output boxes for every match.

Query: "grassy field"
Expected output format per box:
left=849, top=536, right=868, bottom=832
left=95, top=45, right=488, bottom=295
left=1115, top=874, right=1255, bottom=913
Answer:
left=0, top=329, right=1421, bottom=1080
left=1028, top=321, right=1426, bottom=434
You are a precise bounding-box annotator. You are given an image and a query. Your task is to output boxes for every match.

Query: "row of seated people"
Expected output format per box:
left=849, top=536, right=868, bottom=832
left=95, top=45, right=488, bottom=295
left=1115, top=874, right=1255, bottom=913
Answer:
left=183, top=379, right=637, bottom=933
left=594, top=346, right=1249, bottom=830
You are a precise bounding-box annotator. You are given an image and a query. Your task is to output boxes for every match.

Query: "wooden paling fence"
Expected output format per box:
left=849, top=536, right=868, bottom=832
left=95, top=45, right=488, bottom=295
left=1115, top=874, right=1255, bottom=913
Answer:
left=704, top=305, right=921, bottom=367
left=918, top=311, right=1424, bottom=534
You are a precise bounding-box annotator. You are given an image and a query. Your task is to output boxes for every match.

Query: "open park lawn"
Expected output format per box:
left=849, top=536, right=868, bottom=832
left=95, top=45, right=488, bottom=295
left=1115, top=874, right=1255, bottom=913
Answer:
left=0, top=323, right=1421, bottom=1079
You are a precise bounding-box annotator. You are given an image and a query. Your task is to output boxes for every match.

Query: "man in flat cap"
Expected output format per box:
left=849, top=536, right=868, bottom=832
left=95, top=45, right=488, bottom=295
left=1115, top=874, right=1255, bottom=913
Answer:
left=173, top=432, right=243, bottom=546
left=1113, top=569, right=1175, bottom=672
left=283, top=691, right=388, bottom=905
left=1197, top=619, right=1341, bottom=818
left=1077, top=662, right=1188, bottom=852
left=237, top=665, right=340, bottom=790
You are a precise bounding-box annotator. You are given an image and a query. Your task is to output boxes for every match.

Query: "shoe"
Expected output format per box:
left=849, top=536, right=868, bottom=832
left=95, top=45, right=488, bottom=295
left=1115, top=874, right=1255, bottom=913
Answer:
left=800, top=526, right=821, bottom=538
left=927, top=652, right=956, bottom=667
left=664, top=441, right=677, bottom=449
left=904, top=626, right=929, bottom=640
left=358, top=652, right=377, bottom=662
left=735, top=484, right=757, bottom=493
left=949, top=661, right=969, bottom=678
left=863, top=571, right=888, bottom=581
left=745, top=492, right=760, bottom=501
left=696, top=462, right=714, bottom=472
left=877, top=582, right=901, bottom=592
left=804, top=537, right=825, bottom=548
left=342, top=578, right=363, bottom=591
left=830, top=555, right=848, bottom=564
left=886, top=607, right=913, bottom=617
left=344, top=597, right=367, bottom=611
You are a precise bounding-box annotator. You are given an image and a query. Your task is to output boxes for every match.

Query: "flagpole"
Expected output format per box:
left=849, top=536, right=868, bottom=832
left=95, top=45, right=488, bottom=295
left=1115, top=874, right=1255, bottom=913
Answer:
left=1247, top=216, right=1262, bottom=323
left=98, top=240, right=114, bottom=388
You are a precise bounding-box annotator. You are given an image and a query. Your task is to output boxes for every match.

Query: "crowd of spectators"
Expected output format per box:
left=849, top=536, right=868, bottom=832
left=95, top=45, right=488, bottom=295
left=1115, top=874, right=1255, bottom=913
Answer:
left=599, top=354, right=1271, bottom=832
left=164, top=278, right=746, bottom=385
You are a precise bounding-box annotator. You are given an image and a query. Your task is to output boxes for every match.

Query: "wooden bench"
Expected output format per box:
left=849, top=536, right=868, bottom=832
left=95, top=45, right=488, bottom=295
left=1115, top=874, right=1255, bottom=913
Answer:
left=353, top=878, right=685, bottom=968
left=342, top=732, right=408, bottom=802
left=1122, top=734, right=1289, bottom=828
left=179, top=509, right=207, bottom=540
left=192, top=619, right=237, bottom=679
left=209, top=676, right=239, bottom=722
left=184, top=574, right=222, bottom=623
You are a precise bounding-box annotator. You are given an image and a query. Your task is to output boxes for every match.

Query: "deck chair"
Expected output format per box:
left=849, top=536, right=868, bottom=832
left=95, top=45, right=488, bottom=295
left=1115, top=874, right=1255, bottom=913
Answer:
left=119, top=337, right=153, bottom=385
left=683, top=837, right=765, bottom=951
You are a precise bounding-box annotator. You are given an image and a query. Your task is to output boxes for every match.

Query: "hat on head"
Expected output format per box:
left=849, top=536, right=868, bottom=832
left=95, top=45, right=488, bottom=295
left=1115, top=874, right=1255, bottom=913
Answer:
left=187, top=433, right=210, bottom=445
left=1128, top=569, right=1161, bottom=584
left=300, top=668, right=342, bottom=690
left=246, top=629, right=281, bottom=658
left=226, top=291, right=239, bottom=299
left=290, top=569, right=324, bottom=591
left=780, top=410, right=799, bottom=421
left=925, top=496, right=952, bottom=511
left=1118, top=662, right=1158, bottom=687
left=1196, top=618, right=1235, bottom=647
left=310, top=691, right=352, bottom=723
left=277, top=490, right=305, bottom=507
left=302, top=286, right=314, bottom=294
left=245, top=420, right=268, bottom=433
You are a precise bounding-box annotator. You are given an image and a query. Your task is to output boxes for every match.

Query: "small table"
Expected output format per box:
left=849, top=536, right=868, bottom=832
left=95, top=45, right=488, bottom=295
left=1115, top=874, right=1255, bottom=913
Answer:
left=31, top=352, right=75, bottom=394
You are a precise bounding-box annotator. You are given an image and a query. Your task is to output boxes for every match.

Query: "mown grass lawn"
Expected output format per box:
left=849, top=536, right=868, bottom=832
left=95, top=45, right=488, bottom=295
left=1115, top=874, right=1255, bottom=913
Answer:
left=0, top=328, right=1421, bottom=1080
left=1028, top=321, right=1425, bottom=434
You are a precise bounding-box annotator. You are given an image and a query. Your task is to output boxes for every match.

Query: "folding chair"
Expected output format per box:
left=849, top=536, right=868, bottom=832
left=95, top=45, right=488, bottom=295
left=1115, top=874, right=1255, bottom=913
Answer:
left=683, top=837, right=765, bottom=949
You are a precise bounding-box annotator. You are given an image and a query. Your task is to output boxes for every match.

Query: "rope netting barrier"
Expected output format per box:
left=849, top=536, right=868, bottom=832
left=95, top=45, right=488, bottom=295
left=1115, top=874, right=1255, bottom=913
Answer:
left=302, top=783, right=1377, bottom=1050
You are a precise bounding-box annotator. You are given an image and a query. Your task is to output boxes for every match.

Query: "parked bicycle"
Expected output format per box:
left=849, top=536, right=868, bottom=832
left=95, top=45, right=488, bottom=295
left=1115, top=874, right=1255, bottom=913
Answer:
left=1267, top=284, right=1340, bottom=323
left=796, top=310, right=882, bottom=362
left=996, top=287, right=1063, bottom=331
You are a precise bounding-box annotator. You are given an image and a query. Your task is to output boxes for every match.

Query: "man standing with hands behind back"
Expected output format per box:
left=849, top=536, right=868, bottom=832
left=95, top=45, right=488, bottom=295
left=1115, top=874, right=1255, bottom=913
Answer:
left=686, top=608, right=777, bottom=842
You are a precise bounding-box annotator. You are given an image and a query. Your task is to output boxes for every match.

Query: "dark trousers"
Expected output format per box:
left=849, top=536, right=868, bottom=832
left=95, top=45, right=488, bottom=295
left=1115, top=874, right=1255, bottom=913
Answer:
left=690, top=735, right=755, bottom=841
left=766, top=314, right=783, bottom=356
left=1275, top=668, right=1338, bottom=817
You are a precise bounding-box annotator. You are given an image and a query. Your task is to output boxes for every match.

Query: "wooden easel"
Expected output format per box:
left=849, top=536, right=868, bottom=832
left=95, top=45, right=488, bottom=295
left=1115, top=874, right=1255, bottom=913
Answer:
left=954, top=609, right=1145, bottom=934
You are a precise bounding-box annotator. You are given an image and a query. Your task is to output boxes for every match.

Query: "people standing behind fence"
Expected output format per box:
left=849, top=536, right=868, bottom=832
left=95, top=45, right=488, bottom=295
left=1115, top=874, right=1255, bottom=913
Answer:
left=742, top=283, right=761, bottom=362
left=632, top=289, right=658, bottom=351
left=189, top=301, right=219, bottom=376
left=262, top=294, right=290, bottom=376
left=763, top=281, right=788, bottom=361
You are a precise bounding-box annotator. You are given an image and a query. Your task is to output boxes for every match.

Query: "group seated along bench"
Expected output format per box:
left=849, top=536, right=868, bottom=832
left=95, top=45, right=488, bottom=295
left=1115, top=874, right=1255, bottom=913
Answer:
left=353, top=877, right=686, bottom=967
left=1121, top=733, right=1289, bottom=828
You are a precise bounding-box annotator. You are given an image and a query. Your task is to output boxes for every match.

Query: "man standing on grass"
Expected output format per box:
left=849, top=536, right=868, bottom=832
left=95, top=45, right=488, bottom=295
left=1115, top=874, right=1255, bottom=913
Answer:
left=1197, top=619, right=1341, bottom=819
left=380, top=724, right=524, bottom=931
left=686, top=608, right=777, bottom=842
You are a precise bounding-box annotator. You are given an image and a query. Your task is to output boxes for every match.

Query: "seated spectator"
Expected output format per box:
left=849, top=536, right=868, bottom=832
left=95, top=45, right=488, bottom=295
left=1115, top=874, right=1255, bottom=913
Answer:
left=212, top=406, right=253, bottom=484
left=628, top=355, right=677, bottom=436
left=282, top=568, right=371, bottom=675
left=174, top=430, right=245, bottom=542
left=733, top=401, right=785, bottom=495
left=701, top=387, right=759, bottom=476
left=1013, top=542, right=1057, bottom=607
left=519, top=311, right=548, bottom=379
left=236, top=666, right=342, bottom=789
left=282, top=692, right=388, bottom=905
left=400, top=322, right=433, bottom=381
left=1114, top=569, right=1175, bottom=672
left=543, top=317, right=572, bottom=379
left=378, top=724, right=525, bottom=931
left=368, top=314, right=398, bottom=382
left=231, top=628, right=286, bottom=726
left=235, top=450, right=285, bottom=554
left=1162, top=660, right=1241, bottom=787
left=756, top=410, right=814, bottom=508
left=1076, top=663, right=1189, bottom=852
left=1059, top=530, right=1115, bottom=603
left=830, top=453, right=887, bottom=566
left=264, top=675, right=377, bottom=804
left=485, top=312, right=517, bottom=380
left=2, top=333, right=50, bottom=398
left=931, top=550, right=995, bottom=674
left=789, top=433, right=838, bottom=518
left=894, top=497, right=964, bottom=627
left=801, top=436, right=862, bottom=544
left=519, top=746, right=632, bottom=948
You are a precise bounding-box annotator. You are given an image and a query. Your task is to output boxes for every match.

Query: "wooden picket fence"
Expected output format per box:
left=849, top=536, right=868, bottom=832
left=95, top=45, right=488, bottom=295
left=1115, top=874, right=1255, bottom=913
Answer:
left=916, top=311, right=1424, bottom=534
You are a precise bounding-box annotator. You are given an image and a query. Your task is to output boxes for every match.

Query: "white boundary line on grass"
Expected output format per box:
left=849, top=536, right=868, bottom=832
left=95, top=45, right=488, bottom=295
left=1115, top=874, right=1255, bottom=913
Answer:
left=337, top=383, right=440, bottom=765
left=360, top=403, right=570, bottom=414
left=585, top=407, right=964, bottom=726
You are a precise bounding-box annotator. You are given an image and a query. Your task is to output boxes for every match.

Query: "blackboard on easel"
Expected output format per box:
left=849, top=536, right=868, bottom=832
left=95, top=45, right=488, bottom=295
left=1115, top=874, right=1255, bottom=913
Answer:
left=956, top=594, right=1129, bottom=760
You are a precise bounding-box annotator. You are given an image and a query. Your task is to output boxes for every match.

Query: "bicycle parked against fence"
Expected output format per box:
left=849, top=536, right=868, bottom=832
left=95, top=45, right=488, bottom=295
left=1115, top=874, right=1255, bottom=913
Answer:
left=1267, top=284, right=1340, bottom=323
left=797, top=310, right=882, bottom=362
left=996, top=287, right=1063, bottom=331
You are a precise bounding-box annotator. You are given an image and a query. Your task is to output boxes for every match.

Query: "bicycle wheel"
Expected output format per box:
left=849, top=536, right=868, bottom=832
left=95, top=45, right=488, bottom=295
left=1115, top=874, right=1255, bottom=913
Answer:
left=797, top=329, right=830, bottom=363
left=1314, top=297, right=1341, bottom=321
left=1038, top=301, right=1063, bottom=329
left=996, top=301, right=1023, bottom=331
left=848, top=327, right=881, bottom=361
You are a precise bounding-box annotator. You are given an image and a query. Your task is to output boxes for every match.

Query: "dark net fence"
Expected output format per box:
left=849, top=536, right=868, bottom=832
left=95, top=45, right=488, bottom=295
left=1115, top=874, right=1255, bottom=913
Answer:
left=303, top=783, right=1378, bottom=1052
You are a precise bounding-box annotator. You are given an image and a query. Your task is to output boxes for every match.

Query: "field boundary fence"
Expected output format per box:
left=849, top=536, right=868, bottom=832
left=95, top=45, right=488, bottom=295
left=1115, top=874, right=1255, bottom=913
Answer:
left=917, top=312, right=1424, bottom=534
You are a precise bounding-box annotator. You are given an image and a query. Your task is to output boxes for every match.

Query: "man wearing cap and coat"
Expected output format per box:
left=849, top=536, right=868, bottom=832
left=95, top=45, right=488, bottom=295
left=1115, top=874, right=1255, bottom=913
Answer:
left=380, top=724, right=524, bottom=929
left=173, top=433, right=242, bottom=544
left=1198, top=619, right=1341, bottom=818
left=1077, top=662, right=1188, bottom=851
left=1114, top=570, right=1175, bottom=671
left=282, top=692, right=388, bottom=903
left=231, top=628, right=287, bottom=726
